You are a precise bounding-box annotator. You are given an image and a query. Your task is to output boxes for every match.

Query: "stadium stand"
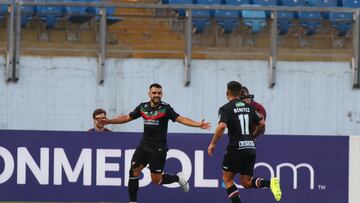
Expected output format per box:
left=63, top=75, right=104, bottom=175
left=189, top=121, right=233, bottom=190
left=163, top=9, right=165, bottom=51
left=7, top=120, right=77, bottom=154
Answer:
left=0, top=4, right=7, bottom=16
left=310, top=0, right=339, bottom=19
left=36, top=0, right=63, bottom=29
left=280, top=0, right=307, bottom=6
left=103, top=6, right=122, bottom=25
left=192, top=0, right=221, bottom=33
left=226, top=0, right=250, bottom=17
left=329, top=12, right=354, bottom=36
left=168, top=0, right=192, bottom=17
left=298, top=11, right=322, bottom=35
left=1, top=0, right=352, bottom=61
left=342, top=0, right=360, bottom=7
left=194, top=0, right=222, bottom=16
left=0, top=4, right=7, bottom=24
left=253, top=0, right=278, bottom=6
left=214, top=0, right=249, bottom=34
left=280, top=0, right=306, bottom=18
left=277, top=11, right=294, bottom=35
left=20, top=4, right=35, bottom=27
left=192, top=9, right=211, bottom=33
left=85, top=0, right=122, bottom=25
left=253, top=0, right=277, bottom=18
left=242, top=9, right=267, bottom=34
left=22, top=0, right=120, bottom=27
left=64, top=0, right=93, bottom=24
left=214, top=9, right=239, bottom=33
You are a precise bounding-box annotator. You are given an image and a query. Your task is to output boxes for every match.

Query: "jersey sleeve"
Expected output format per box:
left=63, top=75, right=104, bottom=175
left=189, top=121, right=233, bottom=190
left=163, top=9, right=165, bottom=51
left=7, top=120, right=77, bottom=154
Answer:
left=251, top=101, right=267, bottom=120
left=218, top=107, right=228, bottom=124
left=251, top=107, right=262, bottom=125
left=167, top=105, right=180, bottom=122
left=129, top=104, right=142, bottom=119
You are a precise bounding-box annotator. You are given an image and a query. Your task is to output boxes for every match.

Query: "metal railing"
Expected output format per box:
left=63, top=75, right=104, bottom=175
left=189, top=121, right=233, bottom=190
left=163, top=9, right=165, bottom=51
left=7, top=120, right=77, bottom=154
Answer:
left=1, top=0, right=359, bottom=87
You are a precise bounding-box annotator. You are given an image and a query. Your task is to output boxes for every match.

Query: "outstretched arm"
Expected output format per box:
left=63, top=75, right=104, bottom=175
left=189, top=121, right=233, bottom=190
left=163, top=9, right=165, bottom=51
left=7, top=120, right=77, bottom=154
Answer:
left=207, top=122, right=227, bottom=157
left=103, top=115, right=133, bottom=125
left=175, top=116, right=211, bottom=130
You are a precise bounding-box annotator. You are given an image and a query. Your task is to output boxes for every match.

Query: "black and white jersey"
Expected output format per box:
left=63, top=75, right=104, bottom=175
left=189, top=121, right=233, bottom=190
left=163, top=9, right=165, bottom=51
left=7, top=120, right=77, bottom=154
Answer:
left=129, top=101, right=179, bottom=152
left=218, top=99, right=262, bottom=152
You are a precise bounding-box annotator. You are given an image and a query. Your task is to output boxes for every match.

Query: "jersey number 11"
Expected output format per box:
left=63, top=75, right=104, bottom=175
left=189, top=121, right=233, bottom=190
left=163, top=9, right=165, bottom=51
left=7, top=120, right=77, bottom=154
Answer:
left=238, top=114, right=249, bottom=135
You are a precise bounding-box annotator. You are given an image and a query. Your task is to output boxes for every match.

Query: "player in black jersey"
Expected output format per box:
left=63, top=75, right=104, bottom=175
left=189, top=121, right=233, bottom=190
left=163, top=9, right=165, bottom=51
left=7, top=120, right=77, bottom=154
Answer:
left=102, top=83, right=211, bottom=203
left=207, top=81, right=281, bottom=203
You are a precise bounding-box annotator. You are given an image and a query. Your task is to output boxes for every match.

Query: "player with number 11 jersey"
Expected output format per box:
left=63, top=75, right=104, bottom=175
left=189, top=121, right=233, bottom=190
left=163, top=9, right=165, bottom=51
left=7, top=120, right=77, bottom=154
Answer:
left=208, top=81, right=281, bottom=203
left=218, top=99, right=260, bottom=153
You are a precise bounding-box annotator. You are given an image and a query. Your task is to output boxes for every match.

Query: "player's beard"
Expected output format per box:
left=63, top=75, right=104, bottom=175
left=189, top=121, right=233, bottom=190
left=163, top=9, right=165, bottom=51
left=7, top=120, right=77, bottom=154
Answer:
left=151, top=97, right=161, bottom=106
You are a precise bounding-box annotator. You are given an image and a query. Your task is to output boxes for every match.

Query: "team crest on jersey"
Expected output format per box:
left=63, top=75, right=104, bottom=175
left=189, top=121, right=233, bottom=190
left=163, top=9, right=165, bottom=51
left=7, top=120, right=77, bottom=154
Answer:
left=235, top=102, right=245, bottom=107
left=140, top=105, right=166, bottom=120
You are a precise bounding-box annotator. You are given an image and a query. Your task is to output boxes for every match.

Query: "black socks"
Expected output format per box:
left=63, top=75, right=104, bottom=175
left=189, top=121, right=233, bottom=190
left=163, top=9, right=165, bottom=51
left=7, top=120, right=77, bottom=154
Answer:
left=226, top=184, right=241, bottom=203
left=128, top=172, right=139, bottom=202
left=251, top=177, right=270, bottom=188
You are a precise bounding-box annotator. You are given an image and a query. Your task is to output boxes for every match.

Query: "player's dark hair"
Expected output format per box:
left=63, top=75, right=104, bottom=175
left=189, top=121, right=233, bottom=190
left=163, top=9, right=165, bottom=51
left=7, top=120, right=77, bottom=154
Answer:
left=227, top=81, right=242, bottom=96
left=93, top=108, right=106, bottom=119
left=149, top=83, right=162, bottom=89
left=240, top=86, right=249, bottom=99
left=240, top=86, right=255, bottom=100
left=241, top=86, right=249, bottom=94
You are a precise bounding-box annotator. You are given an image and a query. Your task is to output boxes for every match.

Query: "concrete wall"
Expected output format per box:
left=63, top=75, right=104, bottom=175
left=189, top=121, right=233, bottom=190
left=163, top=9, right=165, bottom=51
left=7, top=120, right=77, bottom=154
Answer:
left=0, top=56, right=360, bottom=135
left=349, top=136, right=360, bottom=203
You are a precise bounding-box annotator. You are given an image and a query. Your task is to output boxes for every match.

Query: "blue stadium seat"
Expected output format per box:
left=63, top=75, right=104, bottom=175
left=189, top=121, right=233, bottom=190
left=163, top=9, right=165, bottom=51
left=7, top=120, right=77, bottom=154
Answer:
left=242, top=10, right=267, bottom=33
left=212, top=0, right=247, bottom=33
left=298, top=11, right=322, bottom=35
left=192, top=10, right=211, bottom=33
left=226, top=0, right=250, bottom=4
left=0, top=4, right=7, bottom=22
left=342, top=0, right=360, bottom=7
left=104, top=7, right=122, bottom=25
left=195, top=0, right=222, bottom=17
left=312, top=0, right=338, bottom=19
left=225, top=0, right=250, bottom=17
left=253, top=0, right=278, bottom=18
left=329, top=12, right=353, bottom=36
left=214, top=10, right=239, bottom=33
left=85, top=0, right=98, bottom=14
left=253, top=0, right=278, bottom=5
left=64, top=0, right=92, bottom=24
left=280, top=0, right=306, bottom=6
left=168, top=0, right=192, bottom=17
left=0, top=4, right=7, bottom=14
left=311, top=0, right=338, bottom=7
left=192, top=0, right=221, bottom=33
left=83, top=0, right=122, bottom=25
left=280, top=0, right=306, bottom=18
left=36, top=0, right=63, bottom=29
left=277, top=11, right=294, bottom=35
left=20, top=5, right=35, bottom=27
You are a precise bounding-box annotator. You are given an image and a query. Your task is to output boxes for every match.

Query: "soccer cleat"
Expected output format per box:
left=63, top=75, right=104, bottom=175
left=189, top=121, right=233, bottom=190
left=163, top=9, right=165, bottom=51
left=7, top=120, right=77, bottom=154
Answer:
left=177, top=172, right=190, bottom=192
left=270, top=178, right=282, bottom=201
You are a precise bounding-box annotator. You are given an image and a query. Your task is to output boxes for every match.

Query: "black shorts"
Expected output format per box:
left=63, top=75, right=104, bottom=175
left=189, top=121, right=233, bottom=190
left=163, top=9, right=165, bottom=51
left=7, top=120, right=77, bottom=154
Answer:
left=222, top=150, right=256, bottom=176
left=131, top=146, right=167, bottom=174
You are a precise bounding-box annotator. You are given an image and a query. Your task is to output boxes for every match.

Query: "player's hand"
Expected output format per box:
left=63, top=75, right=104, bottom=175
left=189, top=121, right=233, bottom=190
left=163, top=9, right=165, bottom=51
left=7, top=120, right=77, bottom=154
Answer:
left=99, top=118, right=109, bottom=125
left=200, top=119, right=211, bottom=130
left=207, top=143, right=216, bottom=157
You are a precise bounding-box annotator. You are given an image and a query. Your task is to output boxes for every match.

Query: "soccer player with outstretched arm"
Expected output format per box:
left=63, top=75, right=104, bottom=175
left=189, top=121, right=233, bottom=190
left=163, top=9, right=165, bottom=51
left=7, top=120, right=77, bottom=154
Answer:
left=102, top=83, right=211, bottom=203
